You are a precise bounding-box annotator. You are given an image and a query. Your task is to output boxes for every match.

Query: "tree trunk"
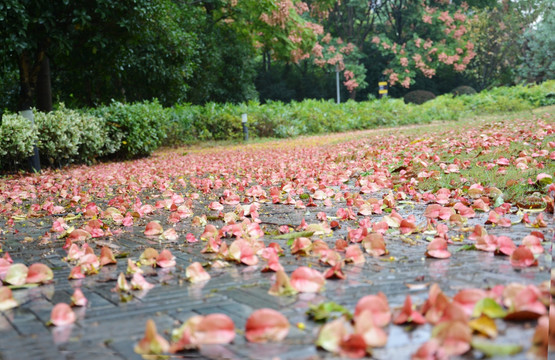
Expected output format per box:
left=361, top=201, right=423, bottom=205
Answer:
left=18, top=52, right=34, bottom=112
left=18, top=50, right=43, bottom=173
left=36, top=55, right=52, bottom=112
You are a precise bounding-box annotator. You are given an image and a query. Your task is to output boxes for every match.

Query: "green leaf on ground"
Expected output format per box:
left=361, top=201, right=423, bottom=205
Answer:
left=455, top=244, right=477, bottom=252
left=307, top=301, right=352, bottom=322
left=472, top=298, right=507, bottom=319
left=274, top=231, right=314, bottom=240
left=493, top=196, right=505, bottom=208
left=471, top=339, right=522, bottom=357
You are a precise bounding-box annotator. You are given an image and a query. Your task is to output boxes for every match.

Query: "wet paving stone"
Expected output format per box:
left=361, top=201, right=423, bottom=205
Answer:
left=1, top=116, right=553, bottom=359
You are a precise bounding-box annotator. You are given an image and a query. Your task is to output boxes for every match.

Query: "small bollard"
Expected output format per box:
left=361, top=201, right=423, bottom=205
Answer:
left=241, top=113, right=249, bottom=141
left=19, top=109, right=41, bottom=173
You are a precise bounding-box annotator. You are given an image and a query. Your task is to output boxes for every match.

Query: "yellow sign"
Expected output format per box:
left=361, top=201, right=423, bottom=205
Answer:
left=378, top=82, right=387, bottom=86
left=379, top=89, right=388, bottom=94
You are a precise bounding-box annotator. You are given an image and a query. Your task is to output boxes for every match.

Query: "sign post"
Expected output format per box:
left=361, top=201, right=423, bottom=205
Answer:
left=378, top=81, right=388, bottom=99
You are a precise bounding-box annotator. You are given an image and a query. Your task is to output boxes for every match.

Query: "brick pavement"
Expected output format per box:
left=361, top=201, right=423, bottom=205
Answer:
left=0, top=198, right=551, bottom=360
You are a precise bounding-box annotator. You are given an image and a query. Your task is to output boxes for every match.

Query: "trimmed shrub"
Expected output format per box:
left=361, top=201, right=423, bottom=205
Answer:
left=0, top=113, right=38, bottom=169
left=35, top=105, right=106, bottom=166
left=165, top=104, right=200, bottom=146
left=93, top=100, right=168, bottom=158
left=75, top=111, right=108, bottom=162
left=403, top=90, right=436, bottom=105
left=451, top=86, right=477, bottom=96
left=194, top=103, right=243, bottom=141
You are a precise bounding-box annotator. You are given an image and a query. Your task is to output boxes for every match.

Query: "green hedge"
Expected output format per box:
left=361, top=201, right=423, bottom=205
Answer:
left=1, top=80, right=553, bottom=171
left=0, top=113, right=38, bottom=170
left=91, top=100, right=168, bottom=159
left=35, top=104, right=107, bottom=166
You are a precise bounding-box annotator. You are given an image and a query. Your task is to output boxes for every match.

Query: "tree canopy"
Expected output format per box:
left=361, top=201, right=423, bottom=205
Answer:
left=0, top=0, right=552, bottom=110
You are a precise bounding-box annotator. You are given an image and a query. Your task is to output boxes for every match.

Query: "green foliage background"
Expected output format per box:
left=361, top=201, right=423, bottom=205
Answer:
left=1, top=0, right=553, bottom=110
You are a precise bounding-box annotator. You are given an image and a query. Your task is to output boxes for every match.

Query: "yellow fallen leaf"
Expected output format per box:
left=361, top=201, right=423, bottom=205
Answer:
left=469, top=315, right=498, bottom=338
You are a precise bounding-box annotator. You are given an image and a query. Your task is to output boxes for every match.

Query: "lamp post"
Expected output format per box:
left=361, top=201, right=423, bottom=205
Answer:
left=241, top=113, right=249, bottom=141
left=336, top=65, right=341, bottom=104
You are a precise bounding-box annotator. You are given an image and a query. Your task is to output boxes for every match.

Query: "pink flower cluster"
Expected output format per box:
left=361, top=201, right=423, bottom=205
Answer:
left=453, top=11, right=466, bottom=22
left=295, top=1, right=309, bottom=15
left=340, top=43, right=355, bottom=55
left=438, top=52, right=460, bottom=65
left=412, top=54, right=436, bottom=78
left=438, top=11, right=453, bottom=26
left=305, top=21, right=324, bottom=36
left=259, top=0, right=293, bottom=29
left=388, top=72, right=399, bottom=86
left=462, top=52, right=476, bottom=64
left=288, top=33, right=303, bottom=44
left=452, top=25, right=467, bottom=39
left=424, top=6, right=437, bottom=15
left=309, top=2, right=330, bottom=19
left=290, top=48, right=310, bottom=63
left=327, top=53, right=345, bottom=70
left=344, top=79, right=359, bottom=92
left=314, top=58, right=327, bottom=67
left=312, top=43, right=324, bottom=58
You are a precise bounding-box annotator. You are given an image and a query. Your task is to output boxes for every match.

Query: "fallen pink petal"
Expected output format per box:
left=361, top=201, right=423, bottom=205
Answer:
left=50, top=303, right=76, bottom=326
left=0, top=287, right=18, bottom=311
left=99, top=246, right=117, bottom=266
left=354, top=309, right=388, bottom=347
left=268, top=269, right=298, bottom=296
left=156, top=249, right=176, bottom=268
left=245, top=308, right=290, bottom=343
left=135, top=319, right=170, bottom=355
left=131, top=273, right=155, bottom=290
left=510, top=245, right=538, bottom=268
left=193, top=313, right=236, bottom=344
left=393, top=295, right=426, bottom=325
left=354, top=292, right=391, bottom=327
left=290, top=266, right=326, bottom=293
left=70, top=288, right=88, bottom=307
left=5, top=263, right=28, bottom=286
left=426, top=238, right=451, bottom=259
left=316, top=317, right=349, bottom=354
left=144, top=221, right=163, bottom=236
left=139, top=248, right=159, bottom=267
left=185, top=262, right=211, bottom=283
left=26, top=263, right=54, bottom=284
